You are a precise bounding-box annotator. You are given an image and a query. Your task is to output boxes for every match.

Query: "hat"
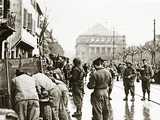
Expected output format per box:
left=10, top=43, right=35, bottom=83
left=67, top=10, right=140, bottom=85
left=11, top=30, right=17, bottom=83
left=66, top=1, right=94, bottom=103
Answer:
left=142, top=59, right=146, bottom=62
left=126, top=61, right=132, bottom=65
left=93, top=57, right=104, bottom=66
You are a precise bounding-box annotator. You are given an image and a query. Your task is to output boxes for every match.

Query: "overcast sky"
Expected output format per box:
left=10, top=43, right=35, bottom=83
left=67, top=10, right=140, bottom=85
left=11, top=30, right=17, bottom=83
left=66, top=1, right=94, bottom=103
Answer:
left=44, top=0, right=160, bottom=57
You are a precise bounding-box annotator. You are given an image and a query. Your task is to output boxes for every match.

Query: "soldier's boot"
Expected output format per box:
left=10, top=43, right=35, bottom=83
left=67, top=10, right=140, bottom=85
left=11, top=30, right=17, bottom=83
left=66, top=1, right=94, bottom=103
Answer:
left=141, top=92, right=145, bottom=101
left=131, top=96, right=135, bottom=102
left=148, top=93, right=150, bottom=101
left=108, top=96, right=112, bottom=100
left=108, top=90, right=112, bottom=100
left=72, top=106, right=82, bottom=117
left=123, top=95, right=128, bottom=101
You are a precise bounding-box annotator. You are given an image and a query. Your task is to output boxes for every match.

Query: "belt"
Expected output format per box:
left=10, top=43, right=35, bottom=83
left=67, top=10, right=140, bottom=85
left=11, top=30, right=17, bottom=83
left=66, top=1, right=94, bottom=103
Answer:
left=48, top=87, right=56, bottom=92
left=95, top=87, right=108, bottom=90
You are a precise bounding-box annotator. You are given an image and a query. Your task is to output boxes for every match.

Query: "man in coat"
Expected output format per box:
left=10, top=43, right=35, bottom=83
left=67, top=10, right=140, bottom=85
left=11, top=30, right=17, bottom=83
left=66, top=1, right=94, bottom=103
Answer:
left=32, top=72, right=69, bottom=120
left=123, top=61, right=136, bottom=101
left=140, top=59, right=153, bottom=101
left=87, top=57, right=112, bottom=120
left=11, top=70, right=40, bottom=120
left=70, top=58, right=85, bottom=119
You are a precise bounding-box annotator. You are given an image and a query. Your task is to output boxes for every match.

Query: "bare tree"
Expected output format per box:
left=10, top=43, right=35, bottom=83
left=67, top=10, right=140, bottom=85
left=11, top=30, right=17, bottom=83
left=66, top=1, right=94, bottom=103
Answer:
left=125, top=46, right=138, bottom=63
left=143, top=41, right=160, bottom=65
left=38, top=16, right=49, bottom=72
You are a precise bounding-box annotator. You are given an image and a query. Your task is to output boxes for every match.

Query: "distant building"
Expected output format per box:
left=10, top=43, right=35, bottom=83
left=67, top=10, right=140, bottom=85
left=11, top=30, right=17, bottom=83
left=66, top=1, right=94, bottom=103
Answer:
left=76, top=24, right=126, bottom=63
left=0, top=0, right=44, bottom=59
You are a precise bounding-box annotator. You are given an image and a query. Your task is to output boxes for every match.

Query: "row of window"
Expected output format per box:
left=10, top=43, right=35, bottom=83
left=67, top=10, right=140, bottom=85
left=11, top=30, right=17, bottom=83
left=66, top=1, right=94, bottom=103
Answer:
left=88, top=37, right=125, bottom=43
left=90, top=47, right=113, bottom=54
left=23, top=8, right=36, bottom=35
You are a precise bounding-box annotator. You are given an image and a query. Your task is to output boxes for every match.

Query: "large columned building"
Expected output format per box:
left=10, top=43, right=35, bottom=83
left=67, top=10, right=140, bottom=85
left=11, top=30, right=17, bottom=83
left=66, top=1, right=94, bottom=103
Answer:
left=76, top=24, right=126, bottom=63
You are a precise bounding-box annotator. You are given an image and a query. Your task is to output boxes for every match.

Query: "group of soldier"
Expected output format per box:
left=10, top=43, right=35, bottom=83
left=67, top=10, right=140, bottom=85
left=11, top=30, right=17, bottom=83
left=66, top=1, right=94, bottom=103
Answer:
left=87, top=57, right=154, bottom=120
left=11, top=55, right=74, bottom=120
left=69, top=56, right=153, bottom=120
left=10, top=53, right=154, bottom=120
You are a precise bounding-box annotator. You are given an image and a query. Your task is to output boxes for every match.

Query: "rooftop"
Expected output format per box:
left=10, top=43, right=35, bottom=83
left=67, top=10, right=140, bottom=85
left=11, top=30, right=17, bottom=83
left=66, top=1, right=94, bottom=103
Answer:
left=82, top=24, right=112, bottom=36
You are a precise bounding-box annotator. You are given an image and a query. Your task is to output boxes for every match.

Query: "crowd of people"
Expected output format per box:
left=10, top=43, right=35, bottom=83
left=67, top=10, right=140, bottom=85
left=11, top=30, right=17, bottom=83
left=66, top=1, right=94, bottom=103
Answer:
left=10, top=53, right=155, bottom=120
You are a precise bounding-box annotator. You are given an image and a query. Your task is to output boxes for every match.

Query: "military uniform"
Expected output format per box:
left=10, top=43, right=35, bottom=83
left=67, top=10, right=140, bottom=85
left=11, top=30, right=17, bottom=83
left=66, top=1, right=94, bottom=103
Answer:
left=32, top=73, right=61, bottom=120
left=105, top=67, right=114, bottom=100
left=63, top=62, right=71, bottom=88
left=12, top=74, right=40, bottom=120
left=70, top=66, right=84, bottom=118
left=87, top=66, right=112, bottom=120
left=123, top=64, right=136, bottom=101
left=140, top=64, right=153, bottom=100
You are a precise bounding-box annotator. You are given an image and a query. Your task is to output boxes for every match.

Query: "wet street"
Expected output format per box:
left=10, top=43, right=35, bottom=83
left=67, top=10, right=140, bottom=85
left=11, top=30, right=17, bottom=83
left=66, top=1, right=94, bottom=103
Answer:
left=68, top=79, right=160, bottom=120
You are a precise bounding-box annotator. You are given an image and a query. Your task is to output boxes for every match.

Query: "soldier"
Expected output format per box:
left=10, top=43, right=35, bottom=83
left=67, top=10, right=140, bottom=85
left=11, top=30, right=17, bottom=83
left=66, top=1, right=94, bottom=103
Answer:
left=87, top=57, right=112, bottom=120
left=140, top=59, right=153, bottom=101
left=32, top=73, right=62, bottom=120
left=32, top=73, right=68, bottom=120
left=123, top=61, right=136, bottom=101
left=11, top=70, right=40, bottom=120
left=54, top=79, right=71, bottom=120
left=63, top=58, right=71, bottom=89
left=83, top=63, right=89, bottom=81
left=107, top=62, right=117, bottom=100
left=70, top=58, right=85, bottom=118
left=53, top=58, right=66, bottom=84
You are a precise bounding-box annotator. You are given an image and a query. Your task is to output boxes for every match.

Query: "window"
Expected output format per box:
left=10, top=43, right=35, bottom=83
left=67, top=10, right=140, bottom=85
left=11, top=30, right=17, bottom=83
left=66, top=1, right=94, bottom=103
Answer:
left=23, top=8, right=27, bottom=27
left=31, top=0, right=36, bottom=8
left=32, top=20, right=36, bottom=34
left=102, top=47, right=105, bottom=54
left=27, top=13, right=32, bottom=31
left=91, top=47, right=95, bottom=54
left=37, top=14, right=40, bottom=27
left=11, top=51, right=14, bottom=59
left=0, top=0, right=2, bottom=5
left=107, top=47, right=111, bottom=55
left=0, top=7, right=2, bottom=17
left=96, top=47, right=100, bottom=54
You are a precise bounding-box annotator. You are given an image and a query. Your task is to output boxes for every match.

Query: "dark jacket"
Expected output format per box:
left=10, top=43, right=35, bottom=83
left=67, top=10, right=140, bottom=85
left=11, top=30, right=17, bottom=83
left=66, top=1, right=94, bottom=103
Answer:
left=140, top=65, right=153, bottom=81
left=123, top=66, right=136, bottom=82
left=70, top=66, right=84, bottom=90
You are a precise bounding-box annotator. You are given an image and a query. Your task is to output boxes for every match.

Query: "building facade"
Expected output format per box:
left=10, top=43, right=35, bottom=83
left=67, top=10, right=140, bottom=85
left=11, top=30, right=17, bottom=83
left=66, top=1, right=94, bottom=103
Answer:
left=0, top=0, right=44, bottom=59
left=76, top=24, right=126, bottom=63
left=0, top=0, right=3, bottom=18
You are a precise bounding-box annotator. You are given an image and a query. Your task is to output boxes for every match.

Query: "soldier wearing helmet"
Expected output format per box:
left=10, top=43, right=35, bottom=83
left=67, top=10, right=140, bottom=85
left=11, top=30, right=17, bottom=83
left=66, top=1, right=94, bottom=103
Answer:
left=70, top=58, right=85, bottom=119
left=123, top=61, right=136, bottom=101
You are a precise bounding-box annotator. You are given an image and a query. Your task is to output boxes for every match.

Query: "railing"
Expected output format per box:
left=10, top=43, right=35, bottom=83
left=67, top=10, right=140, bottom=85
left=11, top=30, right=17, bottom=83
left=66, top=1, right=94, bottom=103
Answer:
left=0, top=89, right=10, bottom=108
left=0, top=12, right=16, bottom=29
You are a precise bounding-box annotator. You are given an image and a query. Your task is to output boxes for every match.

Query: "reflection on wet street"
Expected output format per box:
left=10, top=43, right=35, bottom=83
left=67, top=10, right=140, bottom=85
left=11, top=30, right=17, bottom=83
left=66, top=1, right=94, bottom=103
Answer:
left=69, top=81, right=160, bottom=120
left=143, top=103, right=151, bottom=120
left=124, top=102, right=134, bottom=120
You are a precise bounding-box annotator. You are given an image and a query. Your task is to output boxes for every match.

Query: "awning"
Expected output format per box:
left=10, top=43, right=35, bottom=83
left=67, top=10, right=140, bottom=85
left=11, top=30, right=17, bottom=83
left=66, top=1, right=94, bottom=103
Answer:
left=16, top=41, right=34, bottom=50
left=12, top=29, right=37, bottom=49
left=11, top=38, right=34, bottom=50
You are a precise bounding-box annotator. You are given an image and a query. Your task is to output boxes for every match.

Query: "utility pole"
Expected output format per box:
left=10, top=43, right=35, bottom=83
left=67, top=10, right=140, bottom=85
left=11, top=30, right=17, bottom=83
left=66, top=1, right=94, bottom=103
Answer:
left=122, top=35, right=125, bottom=62
left=153, top=19, right=156, bottom=66
left=112, top=28, right=115, bottom=60
left=4, top=42, right=12, bottom=108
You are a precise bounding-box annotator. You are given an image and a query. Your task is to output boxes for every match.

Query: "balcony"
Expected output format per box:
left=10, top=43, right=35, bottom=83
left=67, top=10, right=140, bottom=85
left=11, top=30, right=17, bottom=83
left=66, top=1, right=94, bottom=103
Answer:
left=0, top=12, right=16, bottom=40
